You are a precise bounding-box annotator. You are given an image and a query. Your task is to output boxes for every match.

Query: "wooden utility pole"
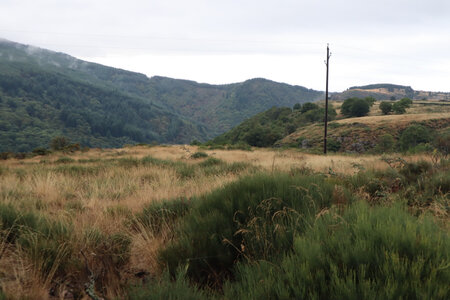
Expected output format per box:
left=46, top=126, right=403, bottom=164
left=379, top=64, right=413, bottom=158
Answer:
left=324, top=44, right=331, bottom=154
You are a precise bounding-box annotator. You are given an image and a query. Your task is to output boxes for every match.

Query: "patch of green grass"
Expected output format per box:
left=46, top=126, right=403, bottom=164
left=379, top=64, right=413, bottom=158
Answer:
left=191, top=152, right=208, bottom=159
left=54, top=156, right=76, bottom=164
left=54, top=165, right=103, bottom=176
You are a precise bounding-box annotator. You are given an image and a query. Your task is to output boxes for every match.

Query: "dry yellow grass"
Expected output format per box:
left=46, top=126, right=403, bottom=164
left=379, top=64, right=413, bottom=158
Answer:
left=335, top=112, right=450, bottom=125
left=0, top=145, right=440, bottom=298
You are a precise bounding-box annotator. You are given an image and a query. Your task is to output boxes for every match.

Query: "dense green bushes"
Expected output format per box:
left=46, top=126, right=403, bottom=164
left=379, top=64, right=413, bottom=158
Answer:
left=223, top=202, right=449, bottom=299
left=159, top=173, right=348, bottom=286
left=129, top=166, right=449, bottom=299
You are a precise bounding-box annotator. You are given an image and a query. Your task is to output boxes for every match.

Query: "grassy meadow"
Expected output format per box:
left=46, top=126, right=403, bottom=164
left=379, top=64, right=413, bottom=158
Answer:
left=0, top=144, right=449, bottom=299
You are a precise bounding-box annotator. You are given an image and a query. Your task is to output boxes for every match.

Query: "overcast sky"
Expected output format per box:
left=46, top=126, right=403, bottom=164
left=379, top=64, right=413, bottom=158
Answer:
left=1, top=0, right=449, bottom=92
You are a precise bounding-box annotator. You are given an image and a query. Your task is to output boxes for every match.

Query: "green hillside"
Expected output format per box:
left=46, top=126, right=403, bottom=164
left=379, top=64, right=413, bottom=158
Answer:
left=211, top=103, right=336, bottom=147
left=0, top=39, right=323, bottom=152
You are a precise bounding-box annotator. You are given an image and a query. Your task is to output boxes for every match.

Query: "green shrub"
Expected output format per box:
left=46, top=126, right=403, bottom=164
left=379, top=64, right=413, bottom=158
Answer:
left=32, top=147, right=51, bottom=156
left=398, top=125, right=431, bottom=151
left=0, top=152, right=12, bottom=160
left=407, top=143, right=434, bottom=154
left=399, top=97, right=413, bottom=107
left=223, top=202, right=450, bottom=299
left=428, top=170, right=450, bottom=194
left=341, top=98, right=370, bottom=117
left=198, top=157, right=223, bottom=167
left=326, top=139, right=341, bottom=152
left=399, top=160, right=432, bottom=183
left=50, top=136, right=70, bottom=151
left=379, top=101, right=392, bottom=115
left=434, top=131, right=450, bottom=157
left=191, top=152, right=208, bottom=159
left=159, top=173, right=346, bottom=286
left=190, top=140, right=202, bottom=146
left=375, top=134, right=395, bottom=153
left=392, top=102, right=406, bottom=114
left=300, top=102, right=319, bottom=113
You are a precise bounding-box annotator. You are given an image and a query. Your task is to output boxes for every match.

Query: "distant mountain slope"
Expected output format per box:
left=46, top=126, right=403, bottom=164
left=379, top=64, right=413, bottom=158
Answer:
left=150, top=76, right=324, bottom=134
left=0, top=39, right=324, bottom=151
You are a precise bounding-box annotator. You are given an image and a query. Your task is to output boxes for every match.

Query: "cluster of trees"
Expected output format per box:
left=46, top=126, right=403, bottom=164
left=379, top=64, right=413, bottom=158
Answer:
left=379, top=98, right=413, bottom=115
left=340, top=97, right=413, bottom=118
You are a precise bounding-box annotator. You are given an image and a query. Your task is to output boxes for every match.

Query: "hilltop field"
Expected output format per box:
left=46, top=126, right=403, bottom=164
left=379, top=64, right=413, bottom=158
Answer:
left=279, top=100, right=450, bottom=152
left=0, top=141, right=449, bottom=299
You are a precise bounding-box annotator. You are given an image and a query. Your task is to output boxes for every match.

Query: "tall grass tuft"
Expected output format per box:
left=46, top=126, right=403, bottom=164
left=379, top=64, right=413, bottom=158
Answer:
left=0, top=204, right=39, bottom=243
left=134, top=198, right=190, bottom=235
left=18, top=217, right=75, bottom=283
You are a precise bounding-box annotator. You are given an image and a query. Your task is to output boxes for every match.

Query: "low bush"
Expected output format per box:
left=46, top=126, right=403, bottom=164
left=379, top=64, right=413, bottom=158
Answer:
left=128, top=269, right=210, bottom=300
left=0, top=152, right=12, bottom=160
left=198, top=157, right=223, bottom=167
left=326, top=139, right=341, bottom=152
left=399, top=160, right=432, bottom=183
left=223, top=202, right=450, bottom=299
left=32, top=147, right=51, bottom=156
left=375, top=134, right=395, bottom=153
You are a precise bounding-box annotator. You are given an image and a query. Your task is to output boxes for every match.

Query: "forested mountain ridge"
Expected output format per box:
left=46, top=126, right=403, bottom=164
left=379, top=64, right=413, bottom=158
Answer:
left=0, top=39, right=323, bottom=152
left=0, top=40, right=210, bottom=151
